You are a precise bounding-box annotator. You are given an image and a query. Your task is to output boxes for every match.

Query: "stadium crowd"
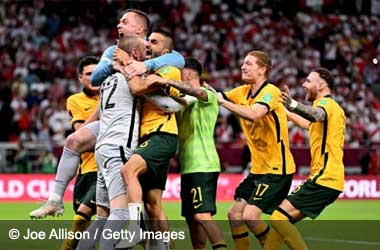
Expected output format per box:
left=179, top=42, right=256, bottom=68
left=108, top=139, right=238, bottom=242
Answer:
left=0, top=0, right=379, bottom=161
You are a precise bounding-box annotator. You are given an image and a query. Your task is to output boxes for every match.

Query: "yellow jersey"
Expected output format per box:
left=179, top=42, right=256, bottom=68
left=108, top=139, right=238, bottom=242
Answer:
left=66, top=90, right=98, bottom=174
left=309, top=96, right=346, bottom=191
left=140, top=66, right=182, bottom=138
left=224, top=82, right=296, bottom=175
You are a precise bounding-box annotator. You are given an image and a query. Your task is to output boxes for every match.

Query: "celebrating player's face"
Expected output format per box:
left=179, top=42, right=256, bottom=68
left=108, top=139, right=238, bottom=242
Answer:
left=79, top=64, right=99, bottom=94
left=146, top=33, right=168, bottom=59
left=302, top=72, right=323, bottom=102
left=117, top=12, right=142, bottom=38
left=241, top=55, right=264, bottom=83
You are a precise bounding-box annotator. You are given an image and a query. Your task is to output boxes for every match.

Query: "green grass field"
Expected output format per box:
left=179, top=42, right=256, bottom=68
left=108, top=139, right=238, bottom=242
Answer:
left=0, top=200, right=379, bottom=249
left=1, top=200, right=379, bottom=220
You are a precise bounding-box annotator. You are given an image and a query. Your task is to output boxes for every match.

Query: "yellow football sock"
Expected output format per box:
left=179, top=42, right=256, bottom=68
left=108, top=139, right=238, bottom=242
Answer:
left=231, top=224, right=250, bottom=250
left=252, top=220, right=270, bottom=247
left=212, top=240, right=227, bottom=249
left=264, top=227, right=284, bottom=250
left=271, top=210, right=308, bottom=250
left=60, top=213, right=90, bottom=250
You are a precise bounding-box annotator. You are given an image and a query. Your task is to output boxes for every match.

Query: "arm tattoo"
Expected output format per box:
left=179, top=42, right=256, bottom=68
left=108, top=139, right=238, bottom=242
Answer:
left=293, top=102, right=326, bottom=122
left=166, top=79, right=208, bottom=102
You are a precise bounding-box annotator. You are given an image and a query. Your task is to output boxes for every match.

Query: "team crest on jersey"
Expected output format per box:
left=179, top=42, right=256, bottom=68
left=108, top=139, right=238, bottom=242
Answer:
left=139, top=141, right=149, bottom=148
left=318, top=99, right=328, bottom=106
left=261, top=93, right=273, bottom=103
left=158, top=66, right=171, bottom=76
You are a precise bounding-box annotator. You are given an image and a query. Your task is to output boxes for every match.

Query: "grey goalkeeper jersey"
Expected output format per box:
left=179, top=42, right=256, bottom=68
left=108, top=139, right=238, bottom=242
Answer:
left=96, top=72, right=140, bottom=151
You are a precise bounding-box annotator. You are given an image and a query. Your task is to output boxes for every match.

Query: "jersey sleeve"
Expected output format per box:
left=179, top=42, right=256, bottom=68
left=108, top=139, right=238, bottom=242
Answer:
left=254, top=86, right=280, bottom=112
left=155, top=66, right=182, bottom=97
left=91, top=45, right=116, bottom=86
left=66, top=96, right=85, bottom=125
left=145, top=50, right=185, bottom=71
left=198, top=88, right=217, bottom=105
left=223, top=86, right=244, bottom=104
left=314, top=97, right=331, bottom=118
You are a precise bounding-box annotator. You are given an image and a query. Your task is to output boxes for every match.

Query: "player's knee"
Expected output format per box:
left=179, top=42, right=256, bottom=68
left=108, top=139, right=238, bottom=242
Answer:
left=65, top=133, right=79, bottom=150
left=145, top=202, right=162, bottom=219
left=120, top=163, right=135, bottom=180
left=228, top=208, right=242, bottom=221
left=77, top=204, right=95, bottom=217
left=242, top=206, right=261, bottom=222
left=66, top=132, right=88, bottom=152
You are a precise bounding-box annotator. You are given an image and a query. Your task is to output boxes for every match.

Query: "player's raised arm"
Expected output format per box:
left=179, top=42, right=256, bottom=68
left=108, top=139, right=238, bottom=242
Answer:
left=281, top=85, right=326, bottom=122
left=91, top=45, right=116, bottom=86
left=217, top=94, right=269, bottom=122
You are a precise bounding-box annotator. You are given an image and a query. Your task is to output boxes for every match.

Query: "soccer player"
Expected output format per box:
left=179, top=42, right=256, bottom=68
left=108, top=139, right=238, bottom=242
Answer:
left=215, top=51, right=295, bottom=250
left=28, top=56, right=98, bottom=248
left=93, top=34, right=146, bottom=250
left=154, top=57, right=227, bottom=249
left=265, top=68, right=345, bottom=250
left=29, top=8, right=184, bottom=218
left=60, top=56, right=99, bottom=250
left=116, top=30, right=183, bottom=249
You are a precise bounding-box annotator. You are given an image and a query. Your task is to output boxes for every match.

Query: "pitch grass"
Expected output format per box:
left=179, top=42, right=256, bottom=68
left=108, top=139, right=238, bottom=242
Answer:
left=1, top=200, right=379, bottom=220
left=0, top=200, right=379, bottom=249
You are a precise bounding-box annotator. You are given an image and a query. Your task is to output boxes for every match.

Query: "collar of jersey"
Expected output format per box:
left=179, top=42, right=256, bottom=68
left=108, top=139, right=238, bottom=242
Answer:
left=83, top=87, right=97, bottom=97
left=248, top=80, right=269, bottom=100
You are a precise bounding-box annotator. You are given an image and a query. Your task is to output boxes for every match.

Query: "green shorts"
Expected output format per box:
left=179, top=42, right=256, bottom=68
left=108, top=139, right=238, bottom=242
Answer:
left=73, top=171, right=97, bottom=213
left=287, top=180, right=341, bottom=219
left=234, top=173, right=293, bottom=214
left=181, top=172, right=219, bottom=218
left=136, top=133, right=177, bottom=191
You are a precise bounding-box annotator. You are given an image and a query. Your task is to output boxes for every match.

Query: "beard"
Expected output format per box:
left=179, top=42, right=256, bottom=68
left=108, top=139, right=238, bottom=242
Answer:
left=305, top=90, right=317, bottom=102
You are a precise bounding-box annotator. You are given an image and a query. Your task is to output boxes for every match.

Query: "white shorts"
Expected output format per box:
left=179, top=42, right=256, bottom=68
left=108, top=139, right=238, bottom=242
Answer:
left=83, top=121, right=100, bottom=137
left=95, top=144, right=133, bottom=203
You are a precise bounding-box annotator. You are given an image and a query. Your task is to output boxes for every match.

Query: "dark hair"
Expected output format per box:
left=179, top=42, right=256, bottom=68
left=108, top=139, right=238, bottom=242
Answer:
left=151, top=29, right=174, bottom=51
left=184, top=57, right=203, bottom=76
left=312, top=68, right=334, bottom=90
left=77, top=56, right=99, bottom=75
left=126, top=9, right=150, bottom=34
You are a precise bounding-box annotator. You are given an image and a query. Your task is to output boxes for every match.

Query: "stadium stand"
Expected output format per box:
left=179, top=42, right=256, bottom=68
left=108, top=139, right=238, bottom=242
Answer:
left=0, top=0, right=379, bottom=174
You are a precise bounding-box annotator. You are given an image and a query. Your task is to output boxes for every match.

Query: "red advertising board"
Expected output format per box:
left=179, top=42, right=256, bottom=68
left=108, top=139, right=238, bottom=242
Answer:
left=0, top=174, right=380, bottom=202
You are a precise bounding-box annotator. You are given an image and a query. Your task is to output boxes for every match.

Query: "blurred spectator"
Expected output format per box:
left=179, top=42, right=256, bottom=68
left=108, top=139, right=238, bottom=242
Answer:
left=40, top=150, right=58, bottom=174
left=0, top=0, right=380, bottom=172
left=215, top=115, right=234, bottom=143
left=14, top=143, right=31, bottom=173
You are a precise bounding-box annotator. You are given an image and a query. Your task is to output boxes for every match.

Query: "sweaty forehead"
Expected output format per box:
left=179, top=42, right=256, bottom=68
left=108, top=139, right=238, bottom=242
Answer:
left=82, top=64, right=96, bottom=73
left=244, top=55, right=256, bottom=63
left=120, top=12, right=135, bottom=22
left=148, top=33, right=164, bottom=42
left=308, top=72, right=320, bottom=81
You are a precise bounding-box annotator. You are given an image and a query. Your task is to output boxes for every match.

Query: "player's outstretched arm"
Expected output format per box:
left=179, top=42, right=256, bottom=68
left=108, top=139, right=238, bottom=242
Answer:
left=145, top=50, right=185, bottom=71
left=123, top=50, right=185, bottom=78
left=286, top=109, right=310, bottom=129
left=91, top=46, right=116, bottom=86
left=144, top=94, right=185, bottom=113
left=159, top=79, right=208, bottom=102
left=219, top=97, right=269, bottom=122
